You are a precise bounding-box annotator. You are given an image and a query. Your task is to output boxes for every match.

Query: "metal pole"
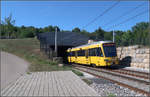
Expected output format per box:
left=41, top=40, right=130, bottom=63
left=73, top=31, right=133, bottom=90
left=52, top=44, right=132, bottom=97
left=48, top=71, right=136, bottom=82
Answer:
left=55, top=27, right=57, bottom=57
left=0, top=0, right=1, bottom=71
left=113, top=26, right=115, bottom=43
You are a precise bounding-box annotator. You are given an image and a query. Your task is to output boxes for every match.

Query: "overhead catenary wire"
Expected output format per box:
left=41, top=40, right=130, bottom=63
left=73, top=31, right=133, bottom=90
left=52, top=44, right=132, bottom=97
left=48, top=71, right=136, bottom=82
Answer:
left=82, top=0, right=120, bottom=29
left=102, top=2, right=147, bottom=27
left=106, top=9, right=148, bottom=31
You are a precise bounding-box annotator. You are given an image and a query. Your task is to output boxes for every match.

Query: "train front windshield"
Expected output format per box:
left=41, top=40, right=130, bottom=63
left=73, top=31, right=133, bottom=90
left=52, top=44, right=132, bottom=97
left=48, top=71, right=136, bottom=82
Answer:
left=103, top=43, right=117, bottom=57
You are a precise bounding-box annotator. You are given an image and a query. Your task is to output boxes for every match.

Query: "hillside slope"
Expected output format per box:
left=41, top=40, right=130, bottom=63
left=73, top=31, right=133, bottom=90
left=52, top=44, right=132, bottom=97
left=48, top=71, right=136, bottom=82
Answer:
left=1, top=51, right=29, bottom=89
left=0, top=38, right=72, bottom=72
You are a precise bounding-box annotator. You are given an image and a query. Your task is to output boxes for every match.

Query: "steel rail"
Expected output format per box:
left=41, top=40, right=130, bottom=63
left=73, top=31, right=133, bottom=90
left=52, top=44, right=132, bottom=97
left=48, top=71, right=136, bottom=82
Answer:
left=72, top=64, right=150, bottom=96
left=73, top=65, right=149, bottom=84
left=73, top=65, right=149, bottom=79
left=106, top=68, right=149, bottom=79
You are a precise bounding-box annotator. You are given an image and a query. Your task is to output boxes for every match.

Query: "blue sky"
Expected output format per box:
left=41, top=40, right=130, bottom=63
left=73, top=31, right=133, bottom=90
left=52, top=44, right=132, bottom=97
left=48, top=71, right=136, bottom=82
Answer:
left=1, top=1, right=149, bottom=32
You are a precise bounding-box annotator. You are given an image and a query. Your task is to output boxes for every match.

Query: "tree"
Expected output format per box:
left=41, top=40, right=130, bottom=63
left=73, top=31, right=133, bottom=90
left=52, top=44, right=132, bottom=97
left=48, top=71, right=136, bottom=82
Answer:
left=89, top=32, right=97, bottom=40
left=42, top=25, right=60, bottom=32
left=79, top=30, right=89, bottom=37
left=0, top=23, right=5, bottom=37
left=11, top=26, right=18, bottom=38
left=1, top=14, right=149, bottom=47
left=131, top=22, right=149, bottom=45
left=53, top=26, right=60, bottom=32
left=72, top=27, right=81, bottom=33
left=94, top=27, right=105, bottom=41
left=121, top=32, right=130, bottom=46
left=115, top=31, right=124, bottom=46
left=3, top=14, right=15, bottom=38
left=61, top=30, right=71, bottom=32
left=104, top=31, right=112, bottom=41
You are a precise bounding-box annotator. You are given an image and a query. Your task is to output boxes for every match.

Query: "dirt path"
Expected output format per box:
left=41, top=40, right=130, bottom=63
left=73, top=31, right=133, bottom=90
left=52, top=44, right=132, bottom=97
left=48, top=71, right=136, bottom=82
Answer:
left=0, top=51, right=29, bottom=90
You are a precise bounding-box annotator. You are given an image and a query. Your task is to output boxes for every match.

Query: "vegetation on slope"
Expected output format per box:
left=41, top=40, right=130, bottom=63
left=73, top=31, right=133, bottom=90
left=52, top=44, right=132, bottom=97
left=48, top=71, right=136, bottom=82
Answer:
left=0, top=38, right=86, bottom=77
left=0, top=38, right=72, bottom=72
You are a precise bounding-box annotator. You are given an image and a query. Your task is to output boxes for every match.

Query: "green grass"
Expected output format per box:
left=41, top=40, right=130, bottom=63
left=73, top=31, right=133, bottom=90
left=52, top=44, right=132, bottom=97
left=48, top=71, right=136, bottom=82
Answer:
left=72, top=69, right=84, bottom=76
left=0, top=38, right=72, bottom=72
left=107, top=93, right=116, bottom=97
left=26, top=72, right=31, bottom=75
left=82, top=78, right=93, bottom=85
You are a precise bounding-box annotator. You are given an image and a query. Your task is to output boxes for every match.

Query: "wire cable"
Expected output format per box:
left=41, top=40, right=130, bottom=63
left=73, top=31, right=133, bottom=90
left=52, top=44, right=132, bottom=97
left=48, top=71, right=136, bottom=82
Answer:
left=106, top=9, right=148, bottom=30
left=102, top=2, right=146, bottom=27
left=82, top=0, right=120, bottom=29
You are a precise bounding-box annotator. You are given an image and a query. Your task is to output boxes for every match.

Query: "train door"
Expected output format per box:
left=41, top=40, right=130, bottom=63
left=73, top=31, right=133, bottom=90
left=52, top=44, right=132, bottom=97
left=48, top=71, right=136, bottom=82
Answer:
left=85, top=50, right=90, bottom=65
left=89, top=48, right=98, bottom=66
left=69, top=52, right=71, bottom=63
left=96, top=47, right=104, bottom=66
left=75, top=51, right=78, bottom=63
left=67, top=51, right=71, bottom=63
left=89, top=48, right=103, bottom=66
left=77, top=50, right=86, bottom=64
left=76, top=50, right=80, bottom=64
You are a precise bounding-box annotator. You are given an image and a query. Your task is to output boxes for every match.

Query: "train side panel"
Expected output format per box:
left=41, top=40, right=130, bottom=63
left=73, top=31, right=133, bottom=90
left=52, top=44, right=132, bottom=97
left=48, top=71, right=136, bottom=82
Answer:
left=67, top=41, right=119, bottom=66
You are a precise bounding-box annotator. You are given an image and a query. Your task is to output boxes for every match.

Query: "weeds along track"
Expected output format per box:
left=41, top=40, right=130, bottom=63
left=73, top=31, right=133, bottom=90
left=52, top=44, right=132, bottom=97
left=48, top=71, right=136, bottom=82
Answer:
left=72, top=64, right=150, bottom=96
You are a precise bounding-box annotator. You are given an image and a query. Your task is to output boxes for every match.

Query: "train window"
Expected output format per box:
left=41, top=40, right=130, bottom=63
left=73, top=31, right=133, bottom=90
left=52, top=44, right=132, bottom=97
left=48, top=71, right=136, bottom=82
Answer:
left=82, top=50, right=85, bottom=56
left=89, top=49, right=92, bottom=56
left=67, top=52, right=71, bottom=56
left=77, top=51, right=79, bottom=56
left=77, top=50, right=85, bottom=56
left=100, top=48, right=103, bottom=57
left=103, top=44, right=117, bottom=57
left=71, top=51, right=75, bottom=56
left=89, top=48, right=103, bottom=57
left=93, top=49, right=97, bottom=56
left=70, top=52, right=72, bottom=56
left=89, top=48, right=96, bottom=56
left=96, top=48, right=103, bottom=57
left=96, top=48, right=99, bottom=56
left=69, top=52, right=71, bottom=56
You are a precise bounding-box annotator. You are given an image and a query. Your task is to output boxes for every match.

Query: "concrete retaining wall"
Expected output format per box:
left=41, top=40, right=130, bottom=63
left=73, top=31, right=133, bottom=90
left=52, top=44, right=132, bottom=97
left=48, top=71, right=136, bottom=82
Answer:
left=117, top=45, right=150, bottom=69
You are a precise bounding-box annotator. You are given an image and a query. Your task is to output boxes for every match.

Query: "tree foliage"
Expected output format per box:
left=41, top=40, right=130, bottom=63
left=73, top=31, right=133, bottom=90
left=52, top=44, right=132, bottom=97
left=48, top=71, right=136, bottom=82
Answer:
left=72, top=27, right=81, bottom=33
left=2, top=14, right=16, bottom=38
left=0, top=15, right=149, bottom=46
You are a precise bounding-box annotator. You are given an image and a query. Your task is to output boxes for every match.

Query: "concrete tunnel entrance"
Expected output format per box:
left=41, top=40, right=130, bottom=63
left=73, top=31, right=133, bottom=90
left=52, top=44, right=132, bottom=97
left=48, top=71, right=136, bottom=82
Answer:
left=50, top=46, right=73, bottom=63
left=37, top=31, right=89, bottom=63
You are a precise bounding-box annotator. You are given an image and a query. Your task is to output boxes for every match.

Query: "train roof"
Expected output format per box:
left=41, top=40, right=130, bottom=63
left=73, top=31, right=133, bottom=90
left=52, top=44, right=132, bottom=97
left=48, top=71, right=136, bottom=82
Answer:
left=71, top=41, right=113, bottom=49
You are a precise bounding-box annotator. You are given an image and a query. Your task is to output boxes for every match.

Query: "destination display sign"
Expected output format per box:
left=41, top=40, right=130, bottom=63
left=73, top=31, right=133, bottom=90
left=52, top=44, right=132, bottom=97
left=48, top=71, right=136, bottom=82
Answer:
left=103, top=43, right=115, bottom=46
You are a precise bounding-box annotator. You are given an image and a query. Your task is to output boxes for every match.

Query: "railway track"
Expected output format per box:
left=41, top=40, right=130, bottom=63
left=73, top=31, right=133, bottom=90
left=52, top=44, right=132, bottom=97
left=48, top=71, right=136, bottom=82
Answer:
left=72, top=64, right=150, bottom=96
left=104, top=67, right=149, bottom=79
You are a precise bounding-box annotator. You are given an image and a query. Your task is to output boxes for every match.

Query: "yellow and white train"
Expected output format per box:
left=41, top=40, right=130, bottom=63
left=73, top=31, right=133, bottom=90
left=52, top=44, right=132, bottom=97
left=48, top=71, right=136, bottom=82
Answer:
left=67, top=41, right=119, bottom=67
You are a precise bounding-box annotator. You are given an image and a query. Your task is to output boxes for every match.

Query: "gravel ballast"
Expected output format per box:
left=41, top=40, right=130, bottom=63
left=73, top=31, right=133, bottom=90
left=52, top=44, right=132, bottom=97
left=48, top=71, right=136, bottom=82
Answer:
left=79, top=70, right=146, bottom=96
left=89, top=77, right=146, bottom=96
left=77, top=67, right=149, bottom=92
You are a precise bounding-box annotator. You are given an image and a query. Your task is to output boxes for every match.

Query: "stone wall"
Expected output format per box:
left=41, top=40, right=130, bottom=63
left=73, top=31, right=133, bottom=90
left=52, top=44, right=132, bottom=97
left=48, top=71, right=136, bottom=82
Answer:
left=117, top=45, right=150, bottom=69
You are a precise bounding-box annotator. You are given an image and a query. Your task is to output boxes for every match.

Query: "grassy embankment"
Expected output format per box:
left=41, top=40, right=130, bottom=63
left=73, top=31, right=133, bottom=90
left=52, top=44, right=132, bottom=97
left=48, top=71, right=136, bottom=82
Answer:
left=0, top=38, right=73, bottom=72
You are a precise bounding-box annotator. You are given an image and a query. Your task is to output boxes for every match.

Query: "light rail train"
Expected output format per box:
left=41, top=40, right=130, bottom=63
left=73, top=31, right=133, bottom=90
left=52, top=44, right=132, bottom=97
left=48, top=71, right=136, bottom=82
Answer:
left=67, top=41, right=119, bottom=67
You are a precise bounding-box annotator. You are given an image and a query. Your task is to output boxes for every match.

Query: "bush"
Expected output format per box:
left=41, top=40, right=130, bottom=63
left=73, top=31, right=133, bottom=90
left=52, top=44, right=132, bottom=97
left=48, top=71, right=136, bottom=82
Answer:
left=72, top=69, right=84, bottom=76
left=82, top=78, right=93, bottom=85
